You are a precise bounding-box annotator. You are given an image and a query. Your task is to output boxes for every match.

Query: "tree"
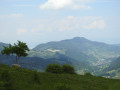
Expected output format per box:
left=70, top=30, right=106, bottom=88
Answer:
left=62, top=64, right=75, bottom=74
left=85, top=72, right=92, bottom=76
left=1, top=41, right=30, bottom=64
left=45, top=64, right=63, bottom=74
left=45, top=64, right=75, bottom=74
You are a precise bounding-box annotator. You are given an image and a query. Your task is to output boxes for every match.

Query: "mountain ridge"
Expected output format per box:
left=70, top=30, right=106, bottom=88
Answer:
left=31, top=37, right=120, bottom=76
left=33, top=37, right=120, bottom=63
left=0, top=37, right=120, bottom=78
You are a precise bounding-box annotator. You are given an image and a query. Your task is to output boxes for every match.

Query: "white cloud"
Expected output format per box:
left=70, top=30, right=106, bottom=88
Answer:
left=17, top=29, right=27, bottom=35
left=56, top=16, right=105, bottom=31
left=30, top=16, right=105, bottom=32
left=40, top=0, right=72, bottom=10
left=70, top=5, right=91, bottom=10
left=40, top=0, right=92, bottom=10
left=82, top=20, right=105, bottom=29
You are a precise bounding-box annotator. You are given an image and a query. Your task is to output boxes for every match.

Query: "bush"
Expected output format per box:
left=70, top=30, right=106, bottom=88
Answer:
left=45, top=64, right=63, bottom=74
left=85, top=72, right=92, bottom=76
left=62, top=64, right=75, bottom=74
left=45, top=64, right=75, bottom=74
left=55, top=83, right=71, bottom=90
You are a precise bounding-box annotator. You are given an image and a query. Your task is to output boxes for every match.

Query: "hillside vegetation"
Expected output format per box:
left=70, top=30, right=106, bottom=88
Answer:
left=32, top=37, right=120, bottom=75
left=0, top=37, right=120, bottom=78
left=101, top=57, right=120, bottom=79
left=0, top=64, right=120, bottom=90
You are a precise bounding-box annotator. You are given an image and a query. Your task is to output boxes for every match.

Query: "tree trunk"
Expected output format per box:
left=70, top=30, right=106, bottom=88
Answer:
left=16, top=56, right=18, bottom=64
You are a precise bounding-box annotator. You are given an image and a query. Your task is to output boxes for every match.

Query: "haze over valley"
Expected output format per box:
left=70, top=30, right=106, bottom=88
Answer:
left=0, top=0, right=120, bottom=89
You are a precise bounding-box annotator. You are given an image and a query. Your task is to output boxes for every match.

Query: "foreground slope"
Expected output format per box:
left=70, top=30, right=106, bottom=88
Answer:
left=0, top=64, right=120, bottom=90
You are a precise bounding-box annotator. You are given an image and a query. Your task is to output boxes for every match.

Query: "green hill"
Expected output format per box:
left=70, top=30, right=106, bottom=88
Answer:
left=33, top=37, right=120, bottom=64
left=0, top=37, right=120, bottom=77
left=0, top=53, right=93, bottom=74
left=101, top=57, right=120, bottom=79
left=32, top=37, right=120, bottom=74
left=108, top=57, right=120, bottom=70
left=0, top=64, right=120, bottom=90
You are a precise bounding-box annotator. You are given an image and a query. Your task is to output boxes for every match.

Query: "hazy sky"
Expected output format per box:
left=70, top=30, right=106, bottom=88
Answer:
left=0, top=0, right=120, bottom=48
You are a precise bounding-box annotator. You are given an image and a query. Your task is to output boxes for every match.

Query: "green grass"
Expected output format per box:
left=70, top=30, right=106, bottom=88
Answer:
left=0, top=64, right=120, bottom=90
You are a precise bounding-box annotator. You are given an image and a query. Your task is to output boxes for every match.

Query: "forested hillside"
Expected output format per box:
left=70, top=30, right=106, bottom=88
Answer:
left=0, top=37, right=120, bottom=78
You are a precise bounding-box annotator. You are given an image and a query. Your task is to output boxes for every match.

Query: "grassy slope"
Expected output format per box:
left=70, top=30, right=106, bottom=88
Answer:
left=0, top=64, right=120, bottom=90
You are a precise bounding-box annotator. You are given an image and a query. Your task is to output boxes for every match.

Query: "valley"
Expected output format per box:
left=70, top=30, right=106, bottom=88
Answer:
left=0, top=37, right=120, bottom=79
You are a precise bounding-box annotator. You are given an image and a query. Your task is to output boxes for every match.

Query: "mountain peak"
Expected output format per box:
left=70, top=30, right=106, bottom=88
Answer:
left=72, top=37, right=87, bottom=40
left=70, top=37, right=90, bottom=43
left=73, top=37, right=84, bottom=39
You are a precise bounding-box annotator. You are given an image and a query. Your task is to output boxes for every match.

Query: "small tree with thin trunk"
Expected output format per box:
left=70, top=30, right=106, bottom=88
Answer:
left=1, top=41, right=30, bottom=64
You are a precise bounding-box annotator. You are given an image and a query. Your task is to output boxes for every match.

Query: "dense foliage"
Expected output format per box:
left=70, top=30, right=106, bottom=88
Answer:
left=62, top=64, right=75, bottom=74
left=0, top=42, right=8, bottom=51
left=45, top=64, right=77, bottom=74
left=45, top=64, right=63, bottom=74
left=1, top=41, right=29, bottom=64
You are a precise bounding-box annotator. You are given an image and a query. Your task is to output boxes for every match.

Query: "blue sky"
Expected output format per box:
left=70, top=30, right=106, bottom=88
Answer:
left=0, top=0, right=120, bottom=48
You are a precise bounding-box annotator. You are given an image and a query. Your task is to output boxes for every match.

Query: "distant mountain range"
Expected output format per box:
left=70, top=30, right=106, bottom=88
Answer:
left=0, top=42, right=8, bottom=51
left=113, top=44, right=120, bottom=47
left=0, top=37, right=120, bottom=78
left=32, top=37, right=120, bottom=66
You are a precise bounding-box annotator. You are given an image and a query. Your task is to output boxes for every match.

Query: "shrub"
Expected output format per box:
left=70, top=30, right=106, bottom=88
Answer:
left=45, top=64, right=75, bottom=74
left=62, top=64, right=75, bottom=74
left=55, top=83, right=71, bottom=90
left=85, top=72, right=92, bottom=76
left=45, top=64, right=63, bottom=74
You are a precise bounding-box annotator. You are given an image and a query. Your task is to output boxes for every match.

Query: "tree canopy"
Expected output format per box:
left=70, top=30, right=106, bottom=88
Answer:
left=1, top=41, right=30, bottom=64
left=45, top=64, right=75, bottom=74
